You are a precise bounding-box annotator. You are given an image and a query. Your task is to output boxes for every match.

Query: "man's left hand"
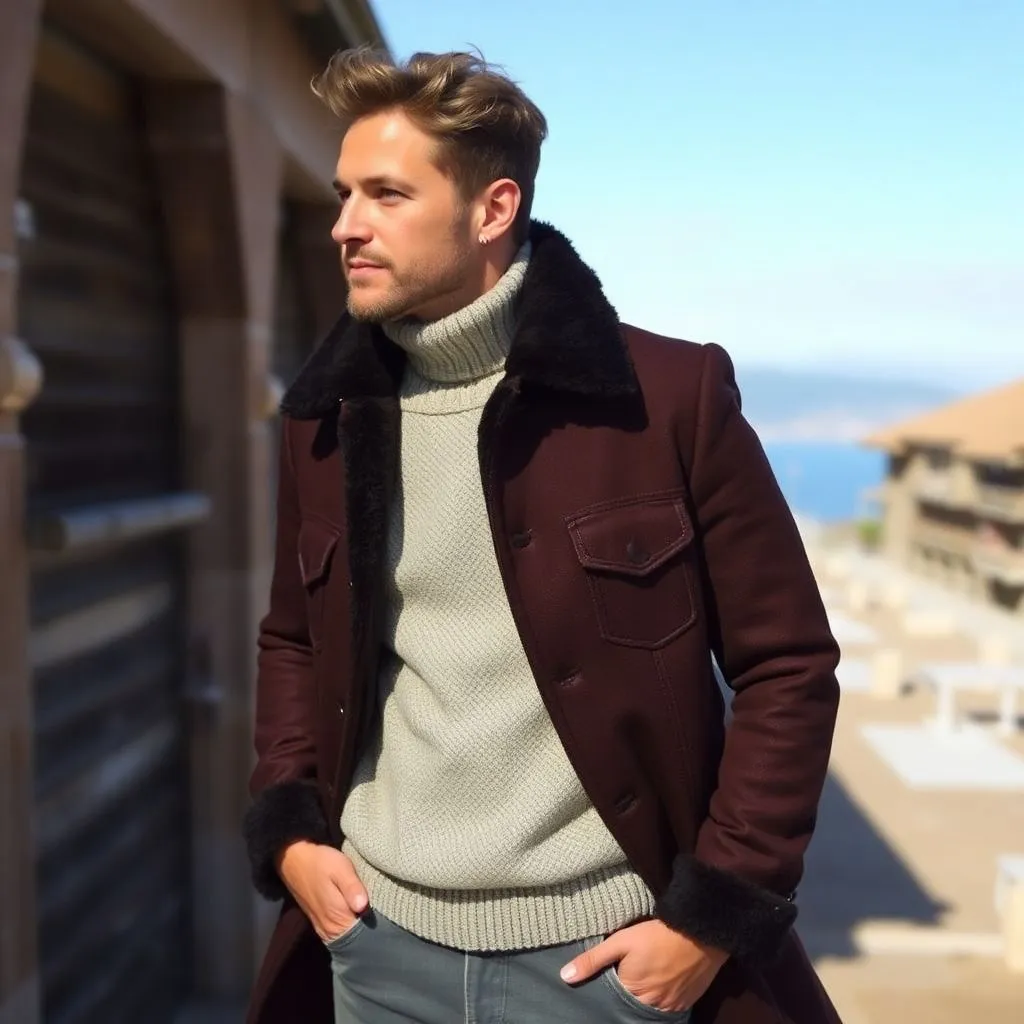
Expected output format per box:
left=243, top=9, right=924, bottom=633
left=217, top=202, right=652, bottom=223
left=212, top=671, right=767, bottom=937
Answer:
left=560, top=919, right=728, bottom=1013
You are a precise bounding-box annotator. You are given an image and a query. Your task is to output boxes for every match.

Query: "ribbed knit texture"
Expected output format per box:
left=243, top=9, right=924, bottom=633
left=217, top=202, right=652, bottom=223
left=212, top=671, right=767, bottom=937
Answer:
left=379, top=243, right=527, bottom=385
left=339, top=242, right=656, bottom=951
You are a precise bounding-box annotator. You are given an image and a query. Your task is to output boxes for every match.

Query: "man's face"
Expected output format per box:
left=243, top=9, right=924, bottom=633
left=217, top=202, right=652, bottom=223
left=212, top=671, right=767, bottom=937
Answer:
left=332, top=109, right=478, bottom=322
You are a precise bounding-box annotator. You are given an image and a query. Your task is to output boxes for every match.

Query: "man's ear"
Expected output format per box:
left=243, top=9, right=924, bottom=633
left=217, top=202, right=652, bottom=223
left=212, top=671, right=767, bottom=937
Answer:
left=477, top=178, right=521, bottom=243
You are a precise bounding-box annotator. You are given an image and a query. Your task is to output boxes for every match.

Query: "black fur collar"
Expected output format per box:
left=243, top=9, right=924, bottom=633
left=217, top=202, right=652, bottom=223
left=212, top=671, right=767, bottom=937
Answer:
left=280, top=221, right=638, bottom=419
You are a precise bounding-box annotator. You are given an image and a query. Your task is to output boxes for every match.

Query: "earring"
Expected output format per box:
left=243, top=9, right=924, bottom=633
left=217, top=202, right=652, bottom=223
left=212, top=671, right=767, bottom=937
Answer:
left=478, top=234, right=489, bottom=246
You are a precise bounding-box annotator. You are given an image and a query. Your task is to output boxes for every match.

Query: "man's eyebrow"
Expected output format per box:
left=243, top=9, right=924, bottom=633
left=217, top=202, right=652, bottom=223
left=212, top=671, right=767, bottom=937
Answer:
left=332, top=175, right=413, bottom=193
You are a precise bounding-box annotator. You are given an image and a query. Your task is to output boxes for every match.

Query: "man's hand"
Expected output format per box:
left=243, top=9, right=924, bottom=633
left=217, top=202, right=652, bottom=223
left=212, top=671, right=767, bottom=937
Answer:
left=560, top=919, right=727, bottom=1013
left=276, top=841, right=369, bottom=942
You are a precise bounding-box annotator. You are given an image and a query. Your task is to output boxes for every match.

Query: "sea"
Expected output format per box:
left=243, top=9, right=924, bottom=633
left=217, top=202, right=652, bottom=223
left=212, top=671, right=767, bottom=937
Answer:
left=762, top=441, right=886, bottom=524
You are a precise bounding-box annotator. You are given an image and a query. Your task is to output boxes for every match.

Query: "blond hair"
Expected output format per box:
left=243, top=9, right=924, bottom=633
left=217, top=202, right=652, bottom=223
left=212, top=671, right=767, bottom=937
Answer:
left=313, top=48, right=548, bottom=242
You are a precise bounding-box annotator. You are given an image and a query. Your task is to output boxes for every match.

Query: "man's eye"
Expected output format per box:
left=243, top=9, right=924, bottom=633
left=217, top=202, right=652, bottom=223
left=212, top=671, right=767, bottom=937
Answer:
left=380, top=188, right=403, bottom=200
left=337, top=191, right=350, bottom=206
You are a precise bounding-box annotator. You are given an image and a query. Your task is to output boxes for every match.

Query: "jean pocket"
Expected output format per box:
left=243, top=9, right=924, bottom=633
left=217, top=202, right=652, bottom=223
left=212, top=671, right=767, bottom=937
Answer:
left=601, top=964, right=692, bottom=1022
left=578, top=936, right=691, bottom=1022
left=323, top=916, right=367, bottom=953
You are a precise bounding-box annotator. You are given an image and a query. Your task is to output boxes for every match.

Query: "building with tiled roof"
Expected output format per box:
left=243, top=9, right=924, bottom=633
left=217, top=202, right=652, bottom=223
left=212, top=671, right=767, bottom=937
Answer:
left=862, top=378, right=1024, bottom=617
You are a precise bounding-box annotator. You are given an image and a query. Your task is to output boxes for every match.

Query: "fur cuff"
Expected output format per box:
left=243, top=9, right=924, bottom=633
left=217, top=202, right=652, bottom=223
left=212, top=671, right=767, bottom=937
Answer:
left=242, top=780, right=332, bottom=901
left=655, top=854, right=797, bottom=965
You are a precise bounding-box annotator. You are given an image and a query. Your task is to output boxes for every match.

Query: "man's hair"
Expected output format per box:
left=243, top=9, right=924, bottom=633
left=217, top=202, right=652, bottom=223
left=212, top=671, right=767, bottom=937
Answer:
left=313, top=48, right=548, bottom=243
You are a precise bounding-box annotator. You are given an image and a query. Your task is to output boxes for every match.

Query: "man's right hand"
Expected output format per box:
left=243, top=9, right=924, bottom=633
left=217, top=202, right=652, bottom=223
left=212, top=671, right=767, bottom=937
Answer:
left=276, top=841, right=369, bottom=943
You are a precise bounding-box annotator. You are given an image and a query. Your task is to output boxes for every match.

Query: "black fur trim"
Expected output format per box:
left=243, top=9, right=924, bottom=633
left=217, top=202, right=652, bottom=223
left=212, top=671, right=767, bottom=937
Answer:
left=337, top=396, right=401, bottom=660
left=279, top=221, right=639, bottom=420
left=280, top=320, right=403, bottom=419
left=508, top=222, right=636, bottom=398
left=655, top=853, right=798, bottom=966
left=242, top=780, right=331, bottom=901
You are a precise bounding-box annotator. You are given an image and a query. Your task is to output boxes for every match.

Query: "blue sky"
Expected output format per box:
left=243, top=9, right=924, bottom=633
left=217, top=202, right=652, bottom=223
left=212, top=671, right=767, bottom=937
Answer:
left=371, top=1, right=1022, bottom=390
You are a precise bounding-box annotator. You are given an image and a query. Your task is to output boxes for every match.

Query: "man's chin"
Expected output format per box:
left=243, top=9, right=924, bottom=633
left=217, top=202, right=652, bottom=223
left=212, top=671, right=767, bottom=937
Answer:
left=348, top=305, right=385, bottom=324
left=347, top=295, right=401, bottom=324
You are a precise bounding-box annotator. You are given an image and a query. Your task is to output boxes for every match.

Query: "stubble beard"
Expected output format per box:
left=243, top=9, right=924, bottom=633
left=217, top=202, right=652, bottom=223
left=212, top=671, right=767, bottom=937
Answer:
left=346, top=228, right=475, bottom=325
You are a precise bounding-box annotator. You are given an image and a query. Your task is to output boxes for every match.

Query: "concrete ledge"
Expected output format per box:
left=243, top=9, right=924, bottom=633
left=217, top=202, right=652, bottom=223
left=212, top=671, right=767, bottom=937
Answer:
left=802, top=923, right=1004, bottom=959
left=870, top=648, right=905, bottom=700
left=979, top=634, right=1015, bottom=667
left=880, top=580, right=910, bottom=611
left=995, top=854, right=1024, bottom=973
left=825, top=552, right=854, bottom=580
left=847, top=579, right=874, bottom=612
left=903, top=607, right=958, bottom=637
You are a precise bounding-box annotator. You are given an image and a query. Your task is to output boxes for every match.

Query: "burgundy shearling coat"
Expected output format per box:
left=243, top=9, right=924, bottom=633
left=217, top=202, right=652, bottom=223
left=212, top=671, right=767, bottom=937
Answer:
left=243, top=223, right=842, bottom=1024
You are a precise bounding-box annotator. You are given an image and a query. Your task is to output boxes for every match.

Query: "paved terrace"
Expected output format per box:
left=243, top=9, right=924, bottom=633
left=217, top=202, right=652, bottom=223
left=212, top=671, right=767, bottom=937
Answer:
left=798, top=525, right=1024, bottom=1023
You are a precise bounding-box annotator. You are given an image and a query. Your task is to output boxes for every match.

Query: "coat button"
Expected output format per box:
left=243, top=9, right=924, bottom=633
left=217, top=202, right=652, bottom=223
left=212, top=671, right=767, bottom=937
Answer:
left=625, top=539, right=648, bottom=566
left=337, top=704, right=345, bottom=716
left=510, top=530, right=533, bottom=549
left=614, top=791, right=637, bottom=814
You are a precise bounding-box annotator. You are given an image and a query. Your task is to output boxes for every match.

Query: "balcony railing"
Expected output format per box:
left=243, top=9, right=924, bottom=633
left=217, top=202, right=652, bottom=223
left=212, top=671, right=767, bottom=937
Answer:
left=911, top=469, right=978, bottom=510
left=972, top=538, right=1024, bottom=586
left=912, top=470, right=953, bottom=503
left=915, top=518, right=975, bottom=557
left=976, top=483, right=1024, bottom=523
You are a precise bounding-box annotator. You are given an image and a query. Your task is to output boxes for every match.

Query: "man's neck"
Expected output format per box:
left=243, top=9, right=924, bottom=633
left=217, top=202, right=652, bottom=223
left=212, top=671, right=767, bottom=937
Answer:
left=381, top=241, right=532, bottom=384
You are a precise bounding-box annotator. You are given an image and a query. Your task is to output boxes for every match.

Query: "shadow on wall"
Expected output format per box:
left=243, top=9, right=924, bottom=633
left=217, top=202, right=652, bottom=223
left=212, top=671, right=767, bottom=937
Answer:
left=798, top=772, right=948, bottom=960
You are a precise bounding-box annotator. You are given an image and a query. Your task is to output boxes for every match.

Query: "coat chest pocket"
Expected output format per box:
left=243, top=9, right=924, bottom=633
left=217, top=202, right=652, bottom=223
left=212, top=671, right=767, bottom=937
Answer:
left=298, top=518, right=341, bottom=650
left=567, top=495, right=697, bottom=649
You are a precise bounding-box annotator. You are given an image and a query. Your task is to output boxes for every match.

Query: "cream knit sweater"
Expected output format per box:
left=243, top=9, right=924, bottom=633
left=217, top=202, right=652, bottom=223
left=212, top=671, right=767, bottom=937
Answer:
left=339, top=243, right=656, bottom=950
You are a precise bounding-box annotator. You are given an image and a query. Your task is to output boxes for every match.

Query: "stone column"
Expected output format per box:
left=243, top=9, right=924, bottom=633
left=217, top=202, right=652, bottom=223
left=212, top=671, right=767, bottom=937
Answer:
left=146, top=82, right=282, bottom=1000
left=882, top=466, right=915, bottom=568
left=291, top=201, right=346, bottom=342
left=0, top=3, right=44, bottom=1022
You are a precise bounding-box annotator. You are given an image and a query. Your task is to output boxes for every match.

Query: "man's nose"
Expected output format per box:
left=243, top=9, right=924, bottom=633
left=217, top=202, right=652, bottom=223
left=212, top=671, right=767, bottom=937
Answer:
left=332, top=197, right=370, bottom=246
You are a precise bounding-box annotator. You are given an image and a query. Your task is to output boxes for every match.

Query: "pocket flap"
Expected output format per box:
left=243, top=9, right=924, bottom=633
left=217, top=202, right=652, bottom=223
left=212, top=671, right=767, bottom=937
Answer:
left=567, top=496, right=694, bottom=577
left=298, top=518, right=341, bottom=587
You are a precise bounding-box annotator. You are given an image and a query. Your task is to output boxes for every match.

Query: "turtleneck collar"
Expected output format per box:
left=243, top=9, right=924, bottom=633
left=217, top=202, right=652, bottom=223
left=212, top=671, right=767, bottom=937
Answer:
left=381, top=241, right=531, bottom=384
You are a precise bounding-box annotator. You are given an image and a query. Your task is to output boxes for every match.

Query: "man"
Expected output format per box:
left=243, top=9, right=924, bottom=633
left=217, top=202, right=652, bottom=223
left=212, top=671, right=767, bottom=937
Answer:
left=243, top=47, right=842, bottom=1024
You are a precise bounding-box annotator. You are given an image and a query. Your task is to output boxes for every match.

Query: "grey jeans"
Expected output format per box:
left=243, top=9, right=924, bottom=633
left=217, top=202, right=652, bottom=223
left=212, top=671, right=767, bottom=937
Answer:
left=325, top=908, right=692, bottom=1024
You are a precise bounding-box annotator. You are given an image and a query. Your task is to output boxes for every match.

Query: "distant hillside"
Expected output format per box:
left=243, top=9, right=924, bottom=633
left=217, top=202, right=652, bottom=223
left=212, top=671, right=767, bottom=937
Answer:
left=733, top=367, right=960, bottom=443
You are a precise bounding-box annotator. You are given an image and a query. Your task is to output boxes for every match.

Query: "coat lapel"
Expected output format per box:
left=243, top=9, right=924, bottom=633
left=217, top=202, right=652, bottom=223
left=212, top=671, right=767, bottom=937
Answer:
left=336, top=394, right=400, bottom=668
left=283, top=323, right=404, bottom=706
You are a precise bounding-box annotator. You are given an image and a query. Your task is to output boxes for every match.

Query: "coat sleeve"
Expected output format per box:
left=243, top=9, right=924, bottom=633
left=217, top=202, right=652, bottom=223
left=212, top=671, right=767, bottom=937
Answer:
left=655, top=342, right=841, bottom=965
left=242, top=416, right=331, bottom=901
